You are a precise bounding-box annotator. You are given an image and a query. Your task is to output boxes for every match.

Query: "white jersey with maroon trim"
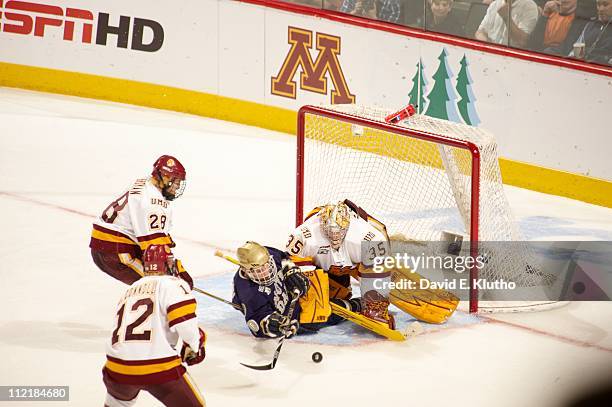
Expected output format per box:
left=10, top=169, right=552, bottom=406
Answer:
left=91, top=177, right=174, bottom=256
left=286, top=208, right=388, bottom=272
left=104, top=275, right=200, bottom=384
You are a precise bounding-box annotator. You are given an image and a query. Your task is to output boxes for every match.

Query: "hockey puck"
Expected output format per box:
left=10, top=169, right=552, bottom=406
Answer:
left=311, top=352, right=323, bottom=363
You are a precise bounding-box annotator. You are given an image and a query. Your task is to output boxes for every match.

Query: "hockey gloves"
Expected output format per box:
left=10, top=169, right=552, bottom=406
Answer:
left=282, top=264, right=310, bottom=298
left=181, top=328, right=206, bottom=366
left=262, top=312, right=299, bottom=339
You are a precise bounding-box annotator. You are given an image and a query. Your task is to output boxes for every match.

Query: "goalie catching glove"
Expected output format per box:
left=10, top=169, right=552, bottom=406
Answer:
left=261, top=312, right=299, bottom=338
left=180, top=328, right=206, bottom=366
left=281, top=260, right=310, bottom=298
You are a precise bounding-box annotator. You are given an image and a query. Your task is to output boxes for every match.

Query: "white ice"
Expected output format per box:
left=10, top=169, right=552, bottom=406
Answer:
left=1, top=88, right=611, bottom=407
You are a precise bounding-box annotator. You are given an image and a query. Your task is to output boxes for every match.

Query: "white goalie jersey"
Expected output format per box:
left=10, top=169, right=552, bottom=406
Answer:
left=286, top=206, right=388, bottom=272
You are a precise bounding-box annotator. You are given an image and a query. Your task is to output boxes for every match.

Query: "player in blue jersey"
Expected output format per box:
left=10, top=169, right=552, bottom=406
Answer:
left=232, top=241, right=360, bottom=338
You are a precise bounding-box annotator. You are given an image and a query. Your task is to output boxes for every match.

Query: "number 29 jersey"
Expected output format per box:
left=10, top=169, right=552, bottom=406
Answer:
left=90, top=177, right=174, bottom=257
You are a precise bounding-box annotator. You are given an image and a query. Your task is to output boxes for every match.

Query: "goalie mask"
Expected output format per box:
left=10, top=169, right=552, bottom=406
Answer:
left=237, top=241, right=277, bottom=286
left=143, top=244, right=176, bottom=276
left=320, top=202, right=350, bottom=250
left=152, top=155, right=186, bottom=201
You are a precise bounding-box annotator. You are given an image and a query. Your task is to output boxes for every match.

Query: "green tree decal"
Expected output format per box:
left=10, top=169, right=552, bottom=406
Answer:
left=424, top=49, right=461, bottom=123
left=455, top=55, right=480, bottom=126
left=408, top=59, right=427, bottom=114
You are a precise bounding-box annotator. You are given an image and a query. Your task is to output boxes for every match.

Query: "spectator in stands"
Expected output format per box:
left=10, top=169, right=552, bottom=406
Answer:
left=377, top=0, right=402, bottom=22
left=568, top=0, right=612, bottom=64
left=340, top=0, right=378, bottom=18
left=339, top=0, right=402, bottom=23
left=425, top=0, right=464, bottom=35
left=527, top=0, right=588, bottom=54
left=475, top=0, right=540, bottom=47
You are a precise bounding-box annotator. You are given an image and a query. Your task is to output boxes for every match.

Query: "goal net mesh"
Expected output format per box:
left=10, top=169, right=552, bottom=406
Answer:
left=301, top=105, right=555, bottom=297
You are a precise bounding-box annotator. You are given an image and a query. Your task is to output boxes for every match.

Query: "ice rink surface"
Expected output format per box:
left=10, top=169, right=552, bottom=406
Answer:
left=1, top=88, right=611, bottom=406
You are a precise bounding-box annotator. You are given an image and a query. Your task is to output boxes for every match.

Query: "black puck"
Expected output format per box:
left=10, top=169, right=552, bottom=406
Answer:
left=312, top=352, right=323, bottom=363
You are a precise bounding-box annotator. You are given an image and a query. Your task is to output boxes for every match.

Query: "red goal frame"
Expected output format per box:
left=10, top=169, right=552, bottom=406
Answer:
left=296, top=105, right=482, bottom=313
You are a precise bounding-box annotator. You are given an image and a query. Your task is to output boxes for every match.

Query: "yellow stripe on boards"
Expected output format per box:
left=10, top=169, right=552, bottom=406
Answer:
left=499, top=159, right=612, bottom=208
left=0, top=62, right=296, bottom=135
left=1, top=62, right=610, bottom=208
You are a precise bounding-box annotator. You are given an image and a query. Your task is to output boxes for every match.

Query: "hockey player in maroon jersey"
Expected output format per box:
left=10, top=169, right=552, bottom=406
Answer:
left=89, top=155, right=193, bottom=288
left=102, top=244, right=205, bottom=407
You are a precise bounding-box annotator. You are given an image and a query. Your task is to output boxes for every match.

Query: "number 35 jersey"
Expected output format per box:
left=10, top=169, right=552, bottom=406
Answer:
left=104, top=275, right=201, bottom=384
left=286, top=207, right=388, bottom=272
left=90, top=177, right=174, bottom=257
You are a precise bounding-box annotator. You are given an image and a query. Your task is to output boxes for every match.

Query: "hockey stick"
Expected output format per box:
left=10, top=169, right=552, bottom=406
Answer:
left=214, top=249, right=239, bottom=265
left=212, top=250, right=302, bottom=369
left=240, top=289, right=300, bottom=371
left=192, top=286, right=296, bottom=369
left=192, top=287, right=242, bottom=311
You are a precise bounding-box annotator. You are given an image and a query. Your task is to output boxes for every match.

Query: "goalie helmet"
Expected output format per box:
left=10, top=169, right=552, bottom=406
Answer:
left=152, top=155, right=187, bottom=201
left=143, top=244, right=176, bottom=276
left=319, top=202, right=351, bottom=250
left=237, top=241, right=277, bottom=286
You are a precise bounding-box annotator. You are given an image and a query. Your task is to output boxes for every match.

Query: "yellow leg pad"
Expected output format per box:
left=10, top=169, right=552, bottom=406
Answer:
left=390, top=268, right=459, bottom=324
left=299, top=269, right=331, bottom=324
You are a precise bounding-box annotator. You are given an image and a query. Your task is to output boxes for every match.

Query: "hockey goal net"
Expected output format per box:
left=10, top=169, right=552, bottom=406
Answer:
left=296, top=104, right=560, bottom=313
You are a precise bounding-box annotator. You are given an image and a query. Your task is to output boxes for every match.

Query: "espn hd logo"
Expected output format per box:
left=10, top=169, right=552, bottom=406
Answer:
left=0, top=0, right=164, bottom=52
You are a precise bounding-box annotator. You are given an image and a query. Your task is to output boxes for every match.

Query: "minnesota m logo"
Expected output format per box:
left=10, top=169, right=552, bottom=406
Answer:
left=272, top=27, right=355, bottom=104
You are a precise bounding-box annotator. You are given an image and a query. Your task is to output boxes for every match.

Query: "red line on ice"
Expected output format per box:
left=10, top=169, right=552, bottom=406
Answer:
left=0, top=191, right=231, bottom=251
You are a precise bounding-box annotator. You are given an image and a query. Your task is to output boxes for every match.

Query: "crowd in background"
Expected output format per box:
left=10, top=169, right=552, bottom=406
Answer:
left=284, top=0, right=612, bottom=66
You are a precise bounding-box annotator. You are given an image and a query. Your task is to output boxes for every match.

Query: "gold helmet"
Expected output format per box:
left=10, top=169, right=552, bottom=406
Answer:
left=237, top=241, right=277, bottom=286
left=319, top=202, right=350, bottom=250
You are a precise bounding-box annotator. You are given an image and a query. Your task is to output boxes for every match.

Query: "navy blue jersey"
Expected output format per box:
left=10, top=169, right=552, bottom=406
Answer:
left=232, top=246, right=301, bottom=338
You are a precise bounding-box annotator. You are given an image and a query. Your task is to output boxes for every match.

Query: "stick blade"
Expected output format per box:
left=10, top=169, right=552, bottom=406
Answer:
left=240, top=362, right=275, bottom=371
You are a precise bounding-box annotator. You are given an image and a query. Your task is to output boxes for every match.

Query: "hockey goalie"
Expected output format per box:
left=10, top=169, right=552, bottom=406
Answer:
left=287, top=200, right=459, bottom=325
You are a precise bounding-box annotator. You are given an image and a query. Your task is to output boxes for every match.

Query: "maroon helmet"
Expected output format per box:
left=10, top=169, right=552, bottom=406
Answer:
left=151, top=155, right=186, bottom=200
left=143, top=244, right=176, bottom=275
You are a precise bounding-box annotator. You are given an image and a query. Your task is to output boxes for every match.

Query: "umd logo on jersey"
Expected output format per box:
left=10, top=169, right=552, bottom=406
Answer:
left=271, top=27, right=355, bottom=104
